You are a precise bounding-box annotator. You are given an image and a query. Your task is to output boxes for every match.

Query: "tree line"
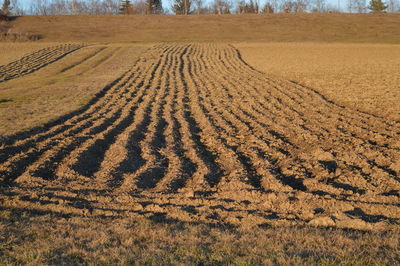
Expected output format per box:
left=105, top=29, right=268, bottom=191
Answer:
left=1, top=0, right=399, bottom=16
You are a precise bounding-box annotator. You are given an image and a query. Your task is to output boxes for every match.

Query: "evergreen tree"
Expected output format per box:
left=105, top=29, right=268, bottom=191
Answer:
left=368, top=0, right=388, bottom=11
left=120, top=0, right=134, bottom=14
left=172, top=0, right=191, bottom=14
left=1, top=0, right=11, bottom=15
left=148, top=0, right=163, bottom=14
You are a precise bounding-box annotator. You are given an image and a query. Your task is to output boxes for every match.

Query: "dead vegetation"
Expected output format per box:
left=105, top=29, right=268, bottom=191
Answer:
left=1, top=211, right=399, bottom=264
left=7, top=13, right=400, bottom=43
left=0, top=17, right=41, bottom=42
left=0, top=43, right=60, bottom=65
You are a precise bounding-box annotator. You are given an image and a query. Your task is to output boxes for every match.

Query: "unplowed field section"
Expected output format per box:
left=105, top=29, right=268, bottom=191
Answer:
left=1, top=44, right=399, bottom=230
left=0, top=43, right=84, bottom=82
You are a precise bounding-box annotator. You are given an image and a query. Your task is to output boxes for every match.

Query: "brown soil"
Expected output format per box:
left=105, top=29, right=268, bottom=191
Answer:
left=0, top=43, right=399, bottom=232
left=235, top=42, right=400, bottom=121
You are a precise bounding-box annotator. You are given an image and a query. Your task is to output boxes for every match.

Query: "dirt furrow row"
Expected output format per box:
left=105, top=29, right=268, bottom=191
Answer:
left=0, top=47, right=165, bottom=184
left=163, top=45, right=210, bottom=192
left=0, top=66, right=142, bottom=182
left=180, top=44, right=257, bottom=192
left=192, top=44, right=308, bottom=188
left=228, top=45, right=398, bottom=141
left=187, top=44, right=294, bottom=192
left=0, top=65, right=140, bottom=160
left=121, top=45, right=177, bottom=191
left=0, top=43, right=399, bottom=230
left=0, top=44, right=85, bottom=82
left=59, top=46, right=108, bottom=73
left=211, top=43, right=398, bottom=193
left=0, top=45, right=165, bottom=150
left=53, top=46, right=173, bottom=186
left=93, top=46, right=178, bottom=190
left=151, top=45, right=194, bottom=192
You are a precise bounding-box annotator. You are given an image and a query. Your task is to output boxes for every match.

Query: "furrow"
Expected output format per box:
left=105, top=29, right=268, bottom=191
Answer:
left=0, top=66, right=143, bottom=183
left=0, top=48, right=159, bottom=184
left=191, top=43, right=301, bottom=191
left=91, top=46, right=177, bottom=191
left=62, top=48, right=169, bottom=182
left=0, top=45, right=158, bottom=149
left=0, top=44, right=85, bottom=82
left=227, top=45, right=399, bottom=141
left=128, top=46, right=180, bottom=190
left=221, top=44, right=400, bottom=193
left=151, top=45, right=196, bottom=193
left=59, top=46, right=108, bottom=73
left=161, top=45, right=210, bottom=192
left=181, top=44, right=256, bottom=191
left=0, top=64, right=141, bottom=161
left=211, top=45, right=375, bottom=193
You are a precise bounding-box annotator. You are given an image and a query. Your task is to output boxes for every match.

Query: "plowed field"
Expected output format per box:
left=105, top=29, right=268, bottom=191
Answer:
left=1, top=43, right=399, bottom=231
left=0, top=43, right=85, bottom=82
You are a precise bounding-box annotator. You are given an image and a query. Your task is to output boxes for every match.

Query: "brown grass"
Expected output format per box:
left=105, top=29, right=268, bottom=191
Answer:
left=8, top=13, right=400, bottom=43
left=235, top=42, right=400, bottom=121
left=0, top=43, right=150, bottom=135
left=1, top=210, right=399, bottom=265
left=0, top=42, right=59, bottom=65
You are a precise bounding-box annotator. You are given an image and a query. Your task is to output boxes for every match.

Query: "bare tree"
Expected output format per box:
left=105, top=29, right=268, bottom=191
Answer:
left=269, top=0, right=280, bottom=12
left=10, top=0, right=25, bottom=14
left=147, top=0, right=163, bottom=14
left=237, top=0, right=259, bottom=13
left=131, top=0, right=146, bottom=13
left=312, top=0, right=325, bottom=11
left=324, top=3, right=341, bottom=11
left=261, top=2, right=274, bottom=12
left=48, top=0, right=68, bottom=14
left=172, top=0, right=191, bottom=14
left=193, top=0, right=203, bottom=13
left=281, top=0, right=309, bottom=12
left=31, top=0, right=49, bottom=15
left=348, top=0, right=366, bottom=12
left=102, top=0, right=119, bottom=14
left=355, top=0, right=366, bottom=12
left=386, top=0, right=399, bottom=11
left=212, top=0, right=231, bottom=13
left=120, top=0, right=134, bottom=13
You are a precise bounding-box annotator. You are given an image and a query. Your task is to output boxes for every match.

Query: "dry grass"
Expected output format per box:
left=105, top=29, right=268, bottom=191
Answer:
left=0, top=43, right=150, bottom=135
left=8, top=13, right=400, bottom=43
left=236, top=42, right=400, bottom=121
left=0, top=43, right=61, bottom=65
left=0, top=209, right=399, bottom=265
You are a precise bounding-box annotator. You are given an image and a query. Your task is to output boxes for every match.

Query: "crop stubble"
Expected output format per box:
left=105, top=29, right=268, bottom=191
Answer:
left=0, top=43, right=399, bottom=230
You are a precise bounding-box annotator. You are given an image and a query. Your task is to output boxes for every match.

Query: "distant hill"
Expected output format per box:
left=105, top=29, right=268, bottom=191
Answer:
left=7, top=13, right=400, bottom=43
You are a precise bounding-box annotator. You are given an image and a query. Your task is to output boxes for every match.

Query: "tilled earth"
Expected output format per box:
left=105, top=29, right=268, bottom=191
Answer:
left=0, top=43, right=85, bottom=82
left=0, top=43, right=399, bottom=230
